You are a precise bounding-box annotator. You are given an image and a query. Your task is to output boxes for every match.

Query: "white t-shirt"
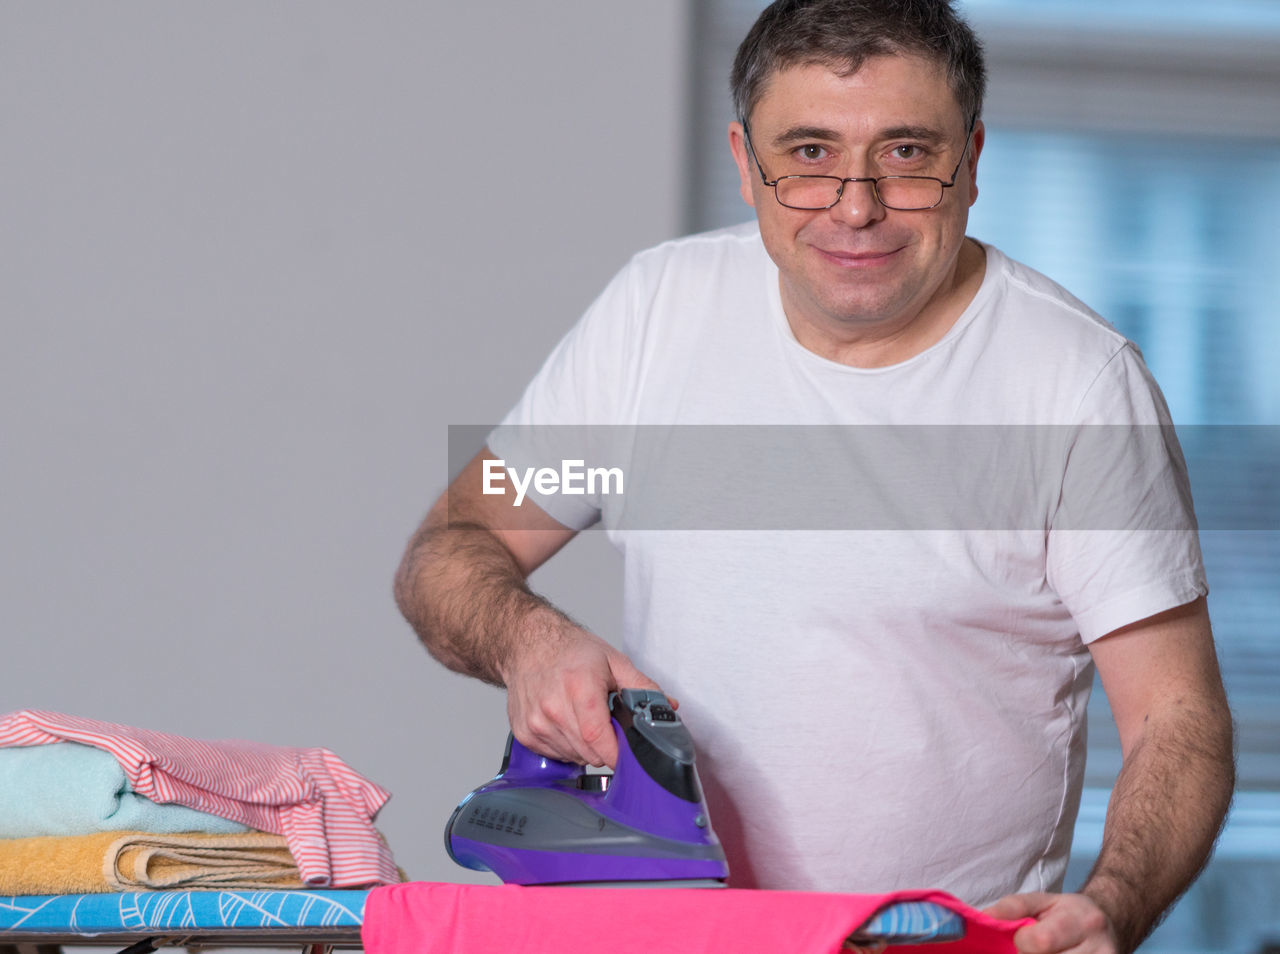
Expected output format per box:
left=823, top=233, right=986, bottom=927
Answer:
left=490, top=222, right=1205, bottom=905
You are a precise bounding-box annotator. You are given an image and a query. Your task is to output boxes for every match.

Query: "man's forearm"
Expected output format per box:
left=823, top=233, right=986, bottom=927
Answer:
left=394, top=506, right=656, bottom=767
left=393, top=517, right=568, bottom=686
left=1082, top=697, right=1234, bottom=954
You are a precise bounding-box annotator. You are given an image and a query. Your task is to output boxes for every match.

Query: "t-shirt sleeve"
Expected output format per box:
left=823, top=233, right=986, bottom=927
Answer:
left=1047, top=343, right=1208, bottom=643
left=486, top=260, right=639, bottom=531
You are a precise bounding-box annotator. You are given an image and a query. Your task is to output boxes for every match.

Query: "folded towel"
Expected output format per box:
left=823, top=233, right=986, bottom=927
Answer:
left=0, top=831, right=303, bottom=894
left=108, top=831, right=304, bottom=890
left=0, top=831, right=121, bottom=894
left=0, top=742, right=250, bottom=837
left=0, top=709, right=397, bottom=887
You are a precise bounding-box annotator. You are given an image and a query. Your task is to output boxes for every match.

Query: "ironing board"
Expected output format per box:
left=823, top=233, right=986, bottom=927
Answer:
left=0, top=890, right=366, bottom=952
left=0, top=890, right=962, bottom=953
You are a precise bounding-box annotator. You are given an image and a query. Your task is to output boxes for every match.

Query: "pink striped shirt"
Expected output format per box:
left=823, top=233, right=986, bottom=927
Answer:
left=0, top=709, right=398, bottom=887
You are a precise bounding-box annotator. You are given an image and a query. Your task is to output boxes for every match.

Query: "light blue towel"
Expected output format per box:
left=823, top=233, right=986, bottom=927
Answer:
left=0, top=741, right=250, bottom=837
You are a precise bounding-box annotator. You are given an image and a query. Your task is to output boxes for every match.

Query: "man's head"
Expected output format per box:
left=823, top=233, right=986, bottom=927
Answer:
left=731, top=0, right=986, bottom=129
left=726, top=0, right=990, bottom=363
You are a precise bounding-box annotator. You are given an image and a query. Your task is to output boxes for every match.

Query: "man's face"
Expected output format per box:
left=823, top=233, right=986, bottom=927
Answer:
left=730, top=55, right=983, bottom=349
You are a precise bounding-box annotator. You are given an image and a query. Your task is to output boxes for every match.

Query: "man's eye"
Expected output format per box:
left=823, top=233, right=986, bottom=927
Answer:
left=893, top=145, right=924, bottom=160
left=798, top=144, right=828, bottom=161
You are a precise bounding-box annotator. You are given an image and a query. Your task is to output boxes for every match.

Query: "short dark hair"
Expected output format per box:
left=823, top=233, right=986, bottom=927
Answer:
left=730, top=0, right=987, bottom=126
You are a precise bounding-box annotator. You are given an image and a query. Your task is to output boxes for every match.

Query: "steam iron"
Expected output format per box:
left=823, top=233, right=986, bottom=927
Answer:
left=446, top=688, right=729, bottom=886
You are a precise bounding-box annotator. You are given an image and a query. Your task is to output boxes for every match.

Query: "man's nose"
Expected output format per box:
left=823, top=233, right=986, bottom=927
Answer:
left=828, top=178, right=887, bottom=228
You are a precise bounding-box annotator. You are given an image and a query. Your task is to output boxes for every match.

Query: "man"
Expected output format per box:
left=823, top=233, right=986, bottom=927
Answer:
left=395, top=2, right=1234, bottom=953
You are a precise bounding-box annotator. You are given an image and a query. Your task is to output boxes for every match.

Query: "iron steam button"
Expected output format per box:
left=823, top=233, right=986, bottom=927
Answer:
left=648, top=705, right=677, bottom=723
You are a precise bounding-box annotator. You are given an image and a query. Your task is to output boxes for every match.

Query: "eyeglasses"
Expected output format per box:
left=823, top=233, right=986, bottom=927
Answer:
left=743, top=114, right=977, bottom=212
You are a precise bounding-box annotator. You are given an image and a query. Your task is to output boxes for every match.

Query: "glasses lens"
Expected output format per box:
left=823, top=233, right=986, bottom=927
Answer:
left=775, top=176, right=841, bottom=210
left=877, top=178, right=944, bottom=211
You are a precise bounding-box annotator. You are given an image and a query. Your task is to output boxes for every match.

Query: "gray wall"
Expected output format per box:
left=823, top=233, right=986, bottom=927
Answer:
left=0, top=2, right=689, bottom=885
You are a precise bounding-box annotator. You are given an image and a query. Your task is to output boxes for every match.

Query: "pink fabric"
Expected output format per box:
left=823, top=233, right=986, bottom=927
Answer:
left=363, top=882, right=1029, bottom=954
left=0, top=709, right=397, bottom=887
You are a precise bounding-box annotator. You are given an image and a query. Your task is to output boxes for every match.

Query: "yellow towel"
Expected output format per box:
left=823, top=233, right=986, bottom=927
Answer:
left=107, top=831, right=303, bottom=890
left=0, top=830, right=120, bottom=893
left=0, top=831, right=302, bottom=893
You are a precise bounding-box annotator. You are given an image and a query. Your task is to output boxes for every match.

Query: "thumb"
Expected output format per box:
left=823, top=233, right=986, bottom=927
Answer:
left=983, top=893, right=1051, bottom=922
left=606, top=653, right=677, bottom=708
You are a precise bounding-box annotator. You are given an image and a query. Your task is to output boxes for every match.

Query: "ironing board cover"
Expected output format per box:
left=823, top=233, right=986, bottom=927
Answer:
left=0, top=887, right=984, bottom=952
left=0, top=890, right=367, bottom=935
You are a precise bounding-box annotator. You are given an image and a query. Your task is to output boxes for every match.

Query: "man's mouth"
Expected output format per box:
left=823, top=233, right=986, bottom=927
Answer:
left=814, top=245, right=904, bottom=267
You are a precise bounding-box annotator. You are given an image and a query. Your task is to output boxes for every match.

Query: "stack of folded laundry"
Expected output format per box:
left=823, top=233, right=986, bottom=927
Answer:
left=0, top=709, right=401, bottom=894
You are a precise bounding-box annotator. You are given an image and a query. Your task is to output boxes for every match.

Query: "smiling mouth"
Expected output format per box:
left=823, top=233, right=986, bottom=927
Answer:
left=815, top=246, right=904, bottom=267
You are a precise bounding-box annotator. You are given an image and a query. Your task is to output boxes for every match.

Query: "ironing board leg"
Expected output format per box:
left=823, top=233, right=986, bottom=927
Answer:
left=1, top=943, right=64, bottom=954
left=114, top=938, right=158, bottom=954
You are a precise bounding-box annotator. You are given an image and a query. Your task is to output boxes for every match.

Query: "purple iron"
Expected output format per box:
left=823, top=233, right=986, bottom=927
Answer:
left=445, top=688, right=729, bottom=886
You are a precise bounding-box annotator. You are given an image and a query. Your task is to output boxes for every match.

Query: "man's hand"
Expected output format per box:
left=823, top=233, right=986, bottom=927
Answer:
left=984, top=893, right=1118, bottom=954
left=500, top=611, right=666, bottom=768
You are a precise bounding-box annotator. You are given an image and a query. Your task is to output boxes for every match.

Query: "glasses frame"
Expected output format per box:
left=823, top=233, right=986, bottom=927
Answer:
left=742, top=113, right=978, bottom=212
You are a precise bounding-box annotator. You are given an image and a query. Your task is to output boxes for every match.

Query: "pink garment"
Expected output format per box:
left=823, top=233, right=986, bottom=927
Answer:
left=363, top=882, right=1029, bottom=954
left=0, top=709, right=397, bottom=887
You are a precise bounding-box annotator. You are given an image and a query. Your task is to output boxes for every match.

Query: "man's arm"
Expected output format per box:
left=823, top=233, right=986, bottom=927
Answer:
left=393, top=448, right=660, bottom=767
left=987, top=596, right=1234, bottom=954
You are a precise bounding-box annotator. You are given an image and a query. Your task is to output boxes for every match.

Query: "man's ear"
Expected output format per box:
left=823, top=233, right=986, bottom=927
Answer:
left=965, top=119, right=985, bottom=207
left=728, top=121, right=758, bottom=209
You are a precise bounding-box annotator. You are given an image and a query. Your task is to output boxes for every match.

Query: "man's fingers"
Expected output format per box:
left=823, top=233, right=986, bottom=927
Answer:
left=577, top=701, right=618, bottom=768
left=569, top=683, right=617, bottom=767
left=984, top=894, right=1061, bottom=954
left=1024, top=897, right=1109, bottom=954
left=516, top=716, right=599, bottom=766
left=984, top=893, right=1115, bottom=954
left=608, top=654, right=679, bottom=706
left=510, top=668, right=618, bottom=766
left=1013, top=921, right=1065, bottom=954
left=608, top=655, right=656, bottom=692
left=509, top=687, right=587, bottom=764
left=984, top=893, right=1052, bottom=921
